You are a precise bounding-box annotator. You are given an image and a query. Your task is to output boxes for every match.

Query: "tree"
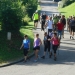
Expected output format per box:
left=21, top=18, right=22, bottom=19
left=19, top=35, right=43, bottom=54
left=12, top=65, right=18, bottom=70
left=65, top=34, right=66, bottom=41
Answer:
left=0, top=0, right=25, bottom=32
left=22, top=0, right=38, bottom=18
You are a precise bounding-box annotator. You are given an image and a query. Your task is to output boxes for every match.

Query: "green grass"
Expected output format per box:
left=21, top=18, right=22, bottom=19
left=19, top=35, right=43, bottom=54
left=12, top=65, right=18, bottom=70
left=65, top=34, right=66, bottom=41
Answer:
left=59, top=2, right=75, bottom=18
left=0, top=22, right=34, bottom=64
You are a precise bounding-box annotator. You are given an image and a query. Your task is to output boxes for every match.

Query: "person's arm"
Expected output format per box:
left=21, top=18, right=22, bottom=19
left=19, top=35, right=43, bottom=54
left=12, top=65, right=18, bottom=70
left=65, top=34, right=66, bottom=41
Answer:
left=20, top=43, right=24, bottom=50
left=39, top=38, right=42, bottom=46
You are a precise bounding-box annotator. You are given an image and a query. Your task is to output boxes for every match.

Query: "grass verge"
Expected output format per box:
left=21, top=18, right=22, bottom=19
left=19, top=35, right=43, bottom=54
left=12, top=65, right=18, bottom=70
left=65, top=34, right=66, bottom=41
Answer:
left=0, top=22, right=34, bottom=64
left=59, top=2, right=75, bottom=18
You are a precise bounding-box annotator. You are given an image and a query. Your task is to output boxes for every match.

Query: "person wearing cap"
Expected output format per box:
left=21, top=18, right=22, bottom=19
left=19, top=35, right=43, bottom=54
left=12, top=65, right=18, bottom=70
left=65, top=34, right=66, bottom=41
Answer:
left=32, top=10, right=39, bottom=29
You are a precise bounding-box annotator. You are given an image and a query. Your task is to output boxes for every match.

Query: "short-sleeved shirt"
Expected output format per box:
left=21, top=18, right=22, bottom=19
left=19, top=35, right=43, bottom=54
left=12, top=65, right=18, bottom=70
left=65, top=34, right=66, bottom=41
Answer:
left=23, top=39, right=30, bottom=49
left=57, top=22, right=64, bottom=30
left=47, top=20, right=53, bottom=29
left=52, top=37, right=59, bottom=45
left=34, top=38, right=40, bottom=47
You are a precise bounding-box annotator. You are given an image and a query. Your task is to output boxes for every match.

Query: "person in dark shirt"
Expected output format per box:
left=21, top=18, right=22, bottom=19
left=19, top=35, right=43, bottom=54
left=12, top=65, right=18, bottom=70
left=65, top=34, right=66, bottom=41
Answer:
left=69, top=17, right=75, bottom=39
left=61, top=15, right=66, bottom=38
left=41, top=32, right=52, bottom=59
left=67, top=16, right=72, bottom=32
left=41, top=12, right=47, bottom=31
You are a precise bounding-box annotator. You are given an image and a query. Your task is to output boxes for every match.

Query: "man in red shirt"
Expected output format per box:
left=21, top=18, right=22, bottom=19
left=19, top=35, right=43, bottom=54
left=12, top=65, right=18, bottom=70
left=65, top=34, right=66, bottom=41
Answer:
left=57, top=19, right=64, bottom=39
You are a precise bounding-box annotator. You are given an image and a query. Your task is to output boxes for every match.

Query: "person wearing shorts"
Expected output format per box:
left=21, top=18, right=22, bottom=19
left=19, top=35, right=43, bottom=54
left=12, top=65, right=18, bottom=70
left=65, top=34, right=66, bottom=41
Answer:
left=41, top=32, right=52, bottom=59
left=33, top=34, right=42, bottom=62
left=20, top=35, right=30, bottom=62
left=32, top=11, right=39, bottom=29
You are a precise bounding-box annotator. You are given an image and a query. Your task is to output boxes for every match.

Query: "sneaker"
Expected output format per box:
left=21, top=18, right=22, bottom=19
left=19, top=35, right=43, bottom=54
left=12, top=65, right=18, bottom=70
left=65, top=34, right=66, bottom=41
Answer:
left=70, top=36, right=71, bottom=39
left=41, top=56, right=45, bottom=59
left=72, top=37, right=74, bottom=40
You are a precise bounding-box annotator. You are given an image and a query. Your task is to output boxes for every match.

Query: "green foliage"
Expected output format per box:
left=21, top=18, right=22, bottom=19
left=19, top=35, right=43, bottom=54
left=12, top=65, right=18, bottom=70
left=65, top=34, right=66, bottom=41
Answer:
left=62, top=0, right=75, bottom=7
left=22, top=0, right=38, bottom=18
left=0, top=0, right=25, bottom=32
left=1, top=8, right=21, bottom=32
left=59, top=2, right=75, bottom=18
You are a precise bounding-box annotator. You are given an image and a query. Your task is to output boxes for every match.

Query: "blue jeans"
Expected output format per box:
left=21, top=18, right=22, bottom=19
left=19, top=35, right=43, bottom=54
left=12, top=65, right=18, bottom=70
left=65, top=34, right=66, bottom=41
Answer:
left=57, top=30, right=62, bottom=39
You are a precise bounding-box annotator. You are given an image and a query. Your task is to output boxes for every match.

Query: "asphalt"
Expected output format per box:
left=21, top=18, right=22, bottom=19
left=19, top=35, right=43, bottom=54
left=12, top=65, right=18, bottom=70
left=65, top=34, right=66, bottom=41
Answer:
left=0, top=0, right=75, bottom=75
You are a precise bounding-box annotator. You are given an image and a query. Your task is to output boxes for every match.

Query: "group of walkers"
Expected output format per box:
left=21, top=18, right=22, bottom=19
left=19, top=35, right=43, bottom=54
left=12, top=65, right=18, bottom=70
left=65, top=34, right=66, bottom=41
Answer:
left=40, top=12, right=66, bottom=39
left=20, top=10, right=75, bottom=62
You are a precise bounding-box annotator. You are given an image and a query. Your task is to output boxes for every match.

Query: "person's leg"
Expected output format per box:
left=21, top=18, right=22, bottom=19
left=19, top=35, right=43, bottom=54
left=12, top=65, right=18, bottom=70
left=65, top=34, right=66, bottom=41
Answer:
left=52, top=45, right=57, bottom=61
left=48, top=44, right=52, bottom=58
left=34, top=46, right=40, bottom=61
left=72, top=28, right=74, bottom=39
left=70, top=27, right=72, bottom=39
left=57, top=30, right=60, bottom=38
left=54, top=45, right=58, bottom=61
left=24, top=50, right=28, bottom=62
left=62, top=28, right=64, bottom=38
left=60, top=30, right=62, bottom=40
left=41, top=45, right=47, bottom=59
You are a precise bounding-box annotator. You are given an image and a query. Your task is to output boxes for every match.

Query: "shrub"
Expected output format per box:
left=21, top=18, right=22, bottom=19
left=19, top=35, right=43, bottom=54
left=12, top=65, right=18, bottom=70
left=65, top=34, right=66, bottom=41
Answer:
left=22, top=15, right=31, bottom=26
left=22, top=0, right=38, bottom=18
left=1, top=8, right=22, bottom=32
left=0, top=1, right=25, bottom=32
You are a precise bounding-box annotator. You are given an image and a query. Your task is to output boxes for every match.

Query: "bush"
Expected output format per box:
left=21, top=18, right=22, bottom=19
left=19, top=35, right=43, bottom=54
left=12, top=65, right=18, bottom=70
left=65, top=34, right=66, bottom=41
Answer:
left=1, top=8, right=22, bottom=32
left=0, top=1, right=25, bottom=32
left=22, top=0, right=38, bottom=18
left=22, top=15, right=31, bottom=26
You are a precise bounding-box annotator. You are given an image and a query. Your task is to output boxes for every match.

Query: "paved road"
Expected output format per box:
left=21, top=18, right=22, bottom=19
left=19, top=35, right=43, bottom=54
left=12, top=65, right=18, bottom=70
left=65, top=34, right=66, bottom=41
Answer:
left=0, top=0, right=75, bottom=75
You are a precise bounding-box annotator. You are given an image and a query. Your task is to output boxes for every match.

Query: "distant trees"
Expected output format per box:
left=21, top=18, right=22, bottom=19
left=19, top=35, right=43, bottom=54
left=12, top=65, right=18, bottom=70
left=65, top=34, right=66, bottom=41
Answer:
left=62, top=0, right=75, bottom=7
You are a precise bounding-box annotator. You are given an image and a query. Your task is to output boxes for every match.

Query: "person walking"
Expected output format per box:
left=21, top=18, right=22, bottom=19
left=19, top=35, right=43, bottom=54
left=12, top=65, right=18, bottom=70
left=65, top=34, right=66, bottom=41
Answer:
left=61, top=15, right=66, bottom=38
left=67, top=16, right=72, bottom=32
left=50, top=33, right=60, bottom=61
left=41, top=32, right=52, bottom=59
left=20, top=35, right=30, bottom=62
left=41, top=12, right=47, bottom=31
left=33, top=34, right=42, bottom=62
left=57, top=19, right=64, bottom=39
left=53, top=14, right=59, bottom=31
left=46, top=16, right=54, bottom=35
left=32, top=10, right=39, bottom=29
left=69, top=17, right=75, bottom=39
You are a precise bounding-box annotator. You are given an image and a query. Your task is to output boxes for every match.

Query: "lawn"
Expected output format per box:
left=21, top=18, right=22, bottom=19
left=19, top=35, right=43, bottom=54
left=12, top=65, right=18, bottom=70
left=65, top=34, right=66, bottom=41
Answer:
left=0, top=22, right=34, bottom=64
left=59, top=2, right=75, bottom=18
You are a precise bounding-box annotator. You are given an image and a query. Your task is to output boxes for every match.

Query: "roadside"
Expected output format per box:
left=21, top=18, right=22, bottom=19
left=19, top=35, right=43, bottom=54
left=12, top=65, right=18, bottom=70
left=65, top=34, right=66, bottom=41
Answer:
left=0, top=3, right=41, bottom=67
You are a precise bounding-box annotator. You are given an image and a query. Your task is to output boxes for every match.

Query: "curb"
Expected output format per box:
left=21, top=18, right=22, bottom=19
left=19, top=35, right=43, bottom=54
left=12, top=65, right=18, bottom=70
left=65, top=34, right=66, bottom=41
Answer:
left=0, top=52, right=34, bottom=68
